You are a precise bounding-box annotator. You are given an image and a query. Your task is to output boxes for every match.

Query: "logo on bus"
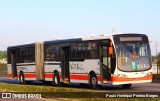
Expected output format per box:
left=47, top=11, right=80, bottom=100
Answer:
left=70, top=63, right=84, bottom=70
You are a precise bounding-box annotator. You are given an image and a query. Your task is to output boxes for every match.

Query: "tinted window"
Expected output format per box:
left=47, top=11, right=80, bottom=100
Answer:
left=71, top=41, right=99, bottom=59
left=18, top=46, right=35, bottom=63
left=44, top=44, right=60, bottom=61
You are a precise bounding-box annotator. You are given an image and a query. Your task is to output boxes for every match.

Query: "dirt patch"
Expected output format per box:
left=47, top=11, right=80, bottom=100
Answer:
left=0, top=64, right=7, bottom=77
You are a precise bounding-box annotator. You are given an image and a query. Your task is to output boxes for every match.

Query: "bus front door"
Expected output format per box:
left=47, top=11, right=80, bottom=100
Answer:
left=61, top=47, right=70, bottom=83
left=100, top=45, right=111, bottom=83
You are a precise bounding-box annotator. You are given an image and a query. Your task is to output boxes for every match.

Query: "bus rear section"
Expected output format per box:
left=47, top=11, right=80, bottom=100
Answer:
left=7, top=44, right=36, bottom=82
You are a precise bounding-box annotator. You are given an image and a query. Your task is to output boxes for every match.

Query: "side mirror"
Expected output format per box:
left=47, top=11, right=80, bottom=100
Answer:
left=109, top=42, right=113, bottom=55
left=109, top=46, right=113, bottom=55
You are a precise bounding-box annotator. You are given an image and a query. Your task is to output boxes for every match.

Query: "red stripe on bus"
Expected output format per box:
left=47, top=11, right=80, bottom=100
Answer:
left=8, top=74, right=12, bottom=78
left=24, top=73, right=36, bottom=78
left=112, top=75, right=152, bottom=82
left=17, top=74, right=20, bottom=78
left=97, top=75, right=100, bottom=81
left=59, top=74, right=62, bottom=79
left=8, top=74, right=18, bottom=79
left=45, top=74, right=52, bottom=78
left=70, top=74, right=88, bottom=80
left=45, top=73, right=62, bottom=79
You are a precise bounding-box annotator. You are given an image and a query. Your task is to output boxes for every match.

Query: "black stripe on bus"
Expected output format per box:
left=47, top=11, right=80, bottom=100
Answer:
left=69, top=59, right=85, bottom=61
left=45, top=72, right=61, bottom=73
left=44, top=63, right=61, bottom=65
left=17, top=63, right=35, bottom=66
left=18, top=72, right=36, bottom=73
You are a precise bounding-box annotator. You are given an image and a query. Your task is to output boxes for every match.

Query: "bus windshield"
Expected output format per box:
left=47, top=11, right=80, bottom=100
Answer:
left=115, top=42, right=151, bottom=72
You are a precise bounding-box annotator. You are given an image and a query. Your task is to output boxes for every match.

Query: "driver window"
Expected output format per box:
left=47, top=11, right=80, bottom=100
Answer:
left=103, top=46, right=108, bottom=66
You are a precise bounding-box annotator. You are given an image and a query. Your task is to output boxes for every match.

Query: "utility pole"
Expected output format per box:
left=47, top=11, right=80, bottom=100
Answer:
left=156, top=42, right=157, bottom=56
left=156, top=42, right=159, bottom=74
left=112, top=28, right=115, bottom=34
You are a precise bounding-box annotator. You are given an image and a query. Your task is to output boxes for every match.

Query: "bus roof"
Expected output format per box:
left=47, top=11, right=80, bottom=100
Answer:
left=7, top=33, right=147, bottom=48
left=44, top=38, right=82, bottom=44
left=8, top=43, right=35, bottom=49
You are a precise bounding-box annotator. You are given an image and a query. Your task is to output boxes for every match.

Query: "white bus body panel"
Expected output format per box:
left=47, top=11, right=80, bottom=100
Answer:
left=7, top=64, right=12, bottom=79
left=44, top=61, right=61, bottom=81
left=69, top=59, right=100, bottom=83
left=17, top=63, right=36, bottom=80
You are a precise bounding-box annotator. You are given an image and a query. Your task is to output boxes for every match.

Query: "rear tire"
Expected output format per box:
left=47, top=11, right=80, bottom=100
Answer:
left=52, top=72, right=60, bottom=86
left=121, top=84, right=132, bottom=89
left=19, top=72, right=26, bottom=84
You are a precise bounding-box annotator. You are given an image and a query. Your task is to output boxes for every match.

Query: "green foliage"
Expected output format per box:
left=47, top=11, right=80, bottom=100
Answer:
left=0, top=50, right=7, bottom=59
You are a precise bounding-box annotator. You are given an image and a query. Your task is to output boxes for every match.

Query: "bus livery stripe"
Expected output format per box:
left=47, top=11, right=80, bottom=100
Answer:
left=70, top=74, right=88, bottom=80
left=8, top=74, right=12, bottom=78
left=112, top=75, right=152, bottom=82
left=45, top=73, right=52, bottom=78
left=24, top=73, right=36, bottom=78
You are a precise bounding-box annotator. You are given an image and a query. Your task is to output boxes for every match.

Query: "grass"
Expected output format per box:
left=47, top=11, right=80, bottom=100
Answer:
left=0, top=82, right=89, bottom=92
left=0, top=83, right=159, bottom=101
left=0, top=83, right=112, bottom=100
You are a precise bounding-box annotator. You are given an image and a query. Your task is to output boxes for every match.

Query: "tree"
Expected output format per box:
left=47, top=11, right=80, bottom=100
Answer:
left=0, top=50, right=7, bottom=59
left=157, top=53, right=160, bottom=66
left=156, top=53, right=160, bottom=74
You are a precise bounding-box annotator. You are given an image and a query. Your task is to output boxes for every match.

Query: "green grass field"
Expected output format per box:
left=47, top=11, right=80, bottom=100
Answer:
left=0, top=82, right=159, bottom=101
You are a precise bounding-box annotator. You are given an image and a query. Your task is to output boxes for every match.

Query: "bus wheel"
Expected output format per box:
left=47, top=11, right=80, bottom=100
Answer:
left=90, top=74, right=97, bottom=89
left=121, top=84, right=132, bottom=89
left=53, top=73, right=60, bottom=86
left=19, top=72, right=26, bottom=84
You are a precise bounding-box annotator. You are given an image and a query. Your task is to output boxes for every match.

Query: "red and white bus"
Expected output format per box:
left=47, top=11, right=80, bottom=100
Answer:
left=7, top=34, right=152, bottom=88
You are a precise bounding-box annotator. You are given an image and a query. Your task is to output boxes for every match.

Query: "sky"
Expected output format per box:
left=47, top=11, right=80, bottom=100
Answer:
left=0, top=0, right=160, bottom=55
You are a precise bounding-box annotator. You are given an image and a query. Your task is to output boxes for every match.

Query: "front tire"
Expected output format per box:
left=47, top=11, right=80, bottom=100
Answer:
left=90, top=74, right=98, bottom=89
left=121, top=84, right=132, bottom=89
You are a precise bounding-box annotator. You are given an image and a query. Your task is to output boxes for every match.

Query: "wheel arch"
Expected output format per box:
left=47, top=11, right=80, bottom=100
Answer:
left=53, top=70, right=59, bottom=76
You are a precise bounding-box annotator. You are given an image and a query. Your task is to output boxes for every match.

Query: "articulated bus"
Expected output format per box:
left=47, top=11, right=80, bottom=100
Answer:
left=7, top=34, right=152, bottom=88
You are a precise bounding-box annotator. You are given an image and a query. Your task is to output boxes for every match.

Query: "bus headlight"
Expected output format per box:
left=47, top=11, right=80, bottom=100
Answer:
left=145, top=72, right=152, bottom=77
left=118, top=74, right=128, bottom=78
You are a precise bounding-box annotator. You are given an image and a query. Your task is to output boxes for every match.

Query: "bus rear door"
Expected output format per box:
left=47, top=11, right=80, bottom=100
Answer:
left=61, top=47, right=70, bottom=83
